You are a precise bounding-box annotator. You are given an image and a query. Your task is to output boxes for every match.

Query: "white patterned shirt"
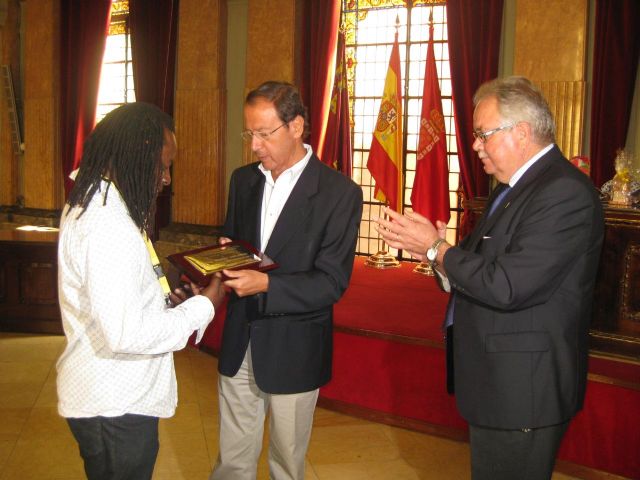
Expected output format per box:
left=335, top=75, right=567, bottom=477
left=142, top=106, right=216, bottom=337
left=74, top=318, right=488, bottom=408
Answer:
left=56, top=180, right=215, bottom=418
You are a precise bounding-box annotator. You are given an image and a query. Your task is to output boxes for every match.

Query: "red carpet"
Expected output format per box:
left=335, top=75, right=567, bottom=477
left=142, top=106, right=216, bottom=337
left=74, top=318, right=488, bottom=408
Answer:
left=331, top=258, right=450, bottom=343
left=199, top=256, right=640, bottom=479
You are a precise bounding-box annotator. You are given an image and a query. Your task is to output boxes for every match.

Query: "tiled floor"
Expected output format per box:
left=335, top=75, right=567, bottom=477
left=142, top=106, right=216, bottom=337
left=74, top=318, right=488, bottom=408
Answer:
left=0, top=333, right=585, bottom=479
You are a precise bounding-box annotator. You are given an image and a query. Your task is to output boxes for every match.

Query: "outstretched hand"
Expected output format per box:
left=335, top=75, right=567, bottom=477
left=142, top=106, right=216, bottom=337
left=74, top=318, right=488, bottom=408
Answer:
left=373, top=207, right=439, bottom=260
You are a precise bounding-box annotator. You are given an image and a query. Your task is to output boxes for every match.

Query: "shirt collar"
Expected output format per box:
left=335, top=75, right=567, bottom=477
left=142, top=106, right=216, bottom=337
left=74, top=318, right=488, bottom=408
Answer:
left=259, top=144, right=313, bottom=185
left=508, top=143, right=554, bottom=187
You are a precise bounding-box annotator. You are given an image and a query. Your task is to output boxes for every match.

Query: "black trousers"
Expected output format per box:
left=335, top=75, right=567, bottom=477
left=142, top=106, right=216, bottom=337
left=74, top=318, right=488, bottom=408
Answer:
left=469, top=421, right=569, bottom=480
left=67, top=414, right=159, bottom=480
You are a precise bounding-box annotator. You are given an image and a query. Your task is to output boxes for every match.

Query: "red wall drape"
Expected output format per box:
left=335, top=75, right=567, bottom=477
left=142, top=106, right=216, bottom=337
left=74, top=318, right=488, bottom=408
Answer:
left=320, top=30, right=353, bottom=176
left=60, top=0, right=111, bottom=197
left=129, top=0, right=179, bottom=237
left=302, top=0, right=341, bottom=155
left=447, top=0, right=503, bottom=234
left=589, top=0, right=640, bottom=188
left=129, top=0, right=178, bottom=115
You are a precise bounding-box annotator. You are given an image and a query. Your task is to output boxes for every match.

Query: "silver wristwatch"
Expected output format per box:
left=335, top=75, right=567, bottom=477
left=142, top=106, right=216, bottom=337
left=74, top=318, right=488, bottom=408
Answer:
left=426, top=238, right=446, bottom=265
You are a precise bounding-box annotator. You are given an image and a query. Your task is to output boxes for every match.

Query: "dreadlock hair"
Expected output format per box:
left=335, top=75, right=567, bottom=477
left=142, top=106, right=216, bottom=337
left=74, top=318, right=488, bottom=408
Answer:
left=67, top=102, right=175, bottom=233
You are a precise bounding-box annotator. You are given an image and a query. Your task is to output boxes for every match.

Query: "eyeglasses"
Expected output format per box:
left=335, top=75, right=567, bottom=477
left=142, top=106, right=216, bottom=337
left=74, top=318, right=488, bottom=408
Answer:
left=241, top=123, right=287, bottom=142
left=472, top=124, right=514, bottom=143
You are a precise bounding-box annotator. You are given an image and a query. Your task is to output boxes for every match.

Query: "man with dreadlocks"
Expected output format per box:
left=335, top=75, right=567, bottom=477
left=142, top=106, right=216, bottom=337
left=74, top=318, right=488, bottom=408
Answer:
left=56, top=102, right=225, bottom=480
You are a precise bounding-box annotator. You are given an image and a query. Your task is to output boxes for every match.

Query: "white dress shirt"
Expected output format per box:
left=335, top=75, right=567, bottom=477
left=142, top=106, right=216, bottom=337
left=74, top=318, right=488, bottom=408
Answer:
left=258, top=144, right=312, bottom=250
left=56, top=180, right=215, bottom=418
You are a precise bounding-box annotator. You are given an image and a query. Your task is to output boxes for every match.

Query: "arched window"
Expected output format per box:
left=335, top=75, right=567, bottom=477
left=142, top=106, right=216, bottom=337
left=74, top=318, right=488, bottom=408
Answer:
left=95, top=0, right=135, bottom=121
left=343, top=0, right=461, bottom=258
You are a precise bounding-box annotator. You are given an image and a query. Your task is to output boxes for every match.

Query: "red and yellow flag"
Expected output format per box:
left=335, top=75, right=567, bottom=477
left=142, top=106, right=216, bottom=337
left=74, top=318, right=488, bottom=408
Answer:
left=322, top=30, right=352, bottom=177
left=366, top=33, right=403, bottom=212
left=410, top=21, right=450, bottom=224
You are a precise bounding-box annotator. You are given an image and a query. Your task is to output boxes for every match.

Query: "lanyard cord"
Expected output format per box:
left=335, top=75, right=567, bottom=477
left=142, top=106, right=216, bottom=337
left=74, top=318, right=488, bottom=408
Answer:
left=143, top=233, right=172, bottom=306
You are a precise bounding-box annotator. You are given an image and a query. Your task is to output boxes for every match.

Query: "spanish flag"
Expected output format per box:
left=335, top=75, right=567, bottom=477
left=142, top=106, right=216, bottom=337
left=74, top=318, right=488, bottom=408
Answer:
left=410, top=18, right=450, bottom=224
left=366, top=32, right=403, bottom=212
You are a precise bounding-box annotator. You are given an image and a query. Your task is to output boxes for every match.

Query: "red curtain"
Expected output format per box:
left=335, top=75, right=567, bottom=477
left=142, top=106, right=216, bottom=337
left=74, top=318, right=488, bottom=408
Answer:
left=129, top=0, right=179, bottom=237
left=302, top=0, right=341, bottom=155
left=447, top=0, right=503, bottom=234
left=589, top=0, right=640, bottom=188
left=129, top=0, right=178, bottom=114
left=60, top=0, right=111, bottom=197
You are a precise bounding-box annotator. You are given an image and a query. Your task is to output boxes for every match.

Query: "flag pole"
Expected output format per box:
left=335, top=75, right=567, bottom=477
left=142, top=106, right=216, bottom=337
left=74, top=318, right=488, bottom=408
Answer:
left=411, top=9, right=450, bottom=276
left=414, top=11, right=436, bottom=276
left=365, top=203, right=400, bottom=269
left=365, top=15, right=402, bottom=269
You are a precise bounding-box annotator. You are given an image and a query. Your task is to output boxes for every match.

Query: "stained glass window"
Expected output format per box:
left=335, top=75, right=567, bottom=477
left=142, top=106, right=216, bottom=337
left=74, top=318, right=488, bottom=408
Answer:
left=342, top=0, right=461, bottom=257
left=95, top=0, right=135, bottom=122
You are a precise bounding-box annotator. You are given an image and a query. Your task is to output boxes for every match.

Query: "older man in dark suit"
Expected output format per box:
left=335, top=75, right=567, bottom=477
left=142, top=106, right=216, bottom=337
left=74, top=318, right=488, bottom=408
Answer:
left=209, top=81, right=362, bottom=480
left=375, top=76, right=604, bottom=479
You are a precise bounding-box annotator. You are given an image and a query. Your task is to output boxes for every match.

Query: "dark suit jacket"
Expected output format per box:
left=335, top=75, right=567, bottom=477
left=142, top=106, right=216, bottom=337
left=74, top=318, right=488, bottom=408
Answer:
left=443, top=145, right=604, bottom=429
left=218, top=154, right=362, bottom=394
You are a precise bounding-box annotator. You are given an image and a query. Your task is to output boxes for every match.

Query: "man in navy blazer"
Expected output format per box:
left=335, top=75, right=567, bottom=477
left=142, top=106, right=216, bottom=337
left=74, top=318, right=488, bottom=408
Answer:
left=375, top=76, right=604, bottom=479
left=209, top=81, right=362, bottom=480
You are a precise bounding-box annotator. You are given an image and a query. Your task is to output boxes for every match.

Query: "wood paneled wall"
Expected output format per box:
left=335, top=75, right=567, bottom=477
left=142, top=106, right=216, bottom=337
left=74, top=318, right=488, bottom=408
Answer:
left=0, top=0, right=21, bottom=207
left=537, top=80, right=585, bottom=160
left=171, top=0, right=302, bottom=226
left=173, top=89, right=226, bottom=225
left=23, top=0, right=61, bottom=210
left=513, top=0, right=588, bottom=160
left=173, top=0, right=227, bottom=226
left=514, top=0, right=587, bottom=82
left=243, top=0, right=301, bottom=167
left=245, top=0, right=299, bottom=88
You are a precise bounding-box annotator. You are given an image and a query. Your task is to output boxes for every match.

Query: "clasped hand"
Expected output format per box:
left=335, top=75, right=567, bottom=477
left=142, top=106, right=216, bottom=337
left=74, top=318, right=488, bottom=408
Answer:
left=373, top=207, right=445, bottom=261
left=169, top=274, right=226, bottom=309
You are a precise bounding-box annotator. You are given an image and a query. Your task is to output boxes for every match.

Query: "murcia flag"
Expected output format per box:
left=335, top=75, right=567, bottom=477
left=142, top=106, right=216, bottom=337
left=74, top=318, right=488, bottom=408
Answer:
left=322, top=30, right=352, bottom=176
left=411, top=20, right=450, bottom=224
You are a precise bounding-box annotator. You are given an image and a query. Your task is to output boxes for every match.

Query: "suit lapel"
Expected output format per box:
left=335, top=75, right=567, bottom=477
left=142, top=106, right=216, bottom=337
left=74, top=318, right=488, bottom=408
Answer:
left=476, top=185, right=512, bottom=238
left=245, top=164, right=265, bottom=248
left=464, top=146, right=560, bottom=251
left=464, top=186, right=507, bottom=250
left=264, top=157, right=320, bottom=259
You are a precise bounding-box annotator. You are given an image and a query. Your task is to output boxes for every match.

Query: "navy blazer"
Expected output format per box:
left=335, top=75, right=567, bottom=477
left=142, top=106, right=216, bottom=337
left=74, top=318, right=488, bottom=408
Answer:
left=444, top=145, right=604, bottom=429
left=218, top=154, right=362, bottom=394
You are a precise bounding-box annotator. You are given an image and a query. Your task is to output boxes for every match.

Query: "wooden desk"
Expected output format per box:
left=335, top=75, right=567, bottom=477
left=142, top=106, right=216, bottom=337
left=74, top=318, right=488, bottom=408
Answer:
left=466, top=199, right=640, bottom=360
left=590, top=206, right=640, bottom=359
left=0, top=228, right=62, bottom=334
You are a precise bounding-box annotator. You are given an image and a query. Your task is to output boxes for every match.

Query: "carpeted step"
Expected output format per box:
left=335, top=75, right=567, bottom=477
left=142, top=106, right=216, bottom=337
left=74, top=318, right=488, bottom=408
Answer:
left=158, top=222, right=220, bottom=246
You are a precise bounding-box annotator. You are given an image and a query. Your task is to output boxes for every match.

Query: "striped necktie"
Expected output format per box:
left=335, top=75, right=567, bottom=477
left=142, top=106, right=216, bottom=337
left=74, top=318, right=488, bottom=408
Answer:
left=488, top=185, right=511, bottom=216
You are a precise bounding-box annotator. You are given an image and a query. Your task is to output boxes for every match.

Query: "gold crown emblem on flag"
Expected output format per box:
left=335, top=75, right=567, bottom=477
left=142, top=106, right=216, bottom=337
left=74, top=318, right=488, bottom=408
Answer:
left=375, top=99, right=398, bottom=135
